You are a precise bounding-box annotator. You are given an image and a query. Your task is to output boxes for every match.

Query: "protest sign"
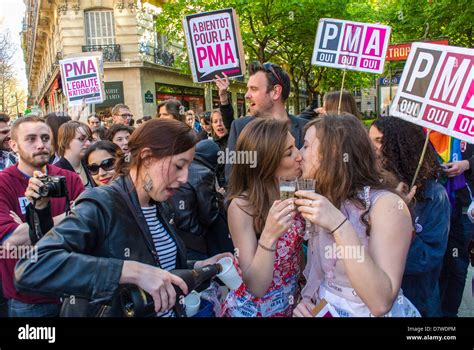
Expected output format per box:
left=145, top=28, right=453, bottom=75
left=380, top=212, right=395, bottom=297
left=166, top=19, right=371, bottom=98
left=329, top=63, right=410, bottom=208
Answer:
left=311, top=299, right=339, bottom=318
left=312, top=18, right=391, bottom=74
left=59, top=52, right=105, bottom=106
left=390, top=43, right=474, bottom=143
left=385, top=39, right=449, bottom=61
left=183, top=8, right=245, bottom=83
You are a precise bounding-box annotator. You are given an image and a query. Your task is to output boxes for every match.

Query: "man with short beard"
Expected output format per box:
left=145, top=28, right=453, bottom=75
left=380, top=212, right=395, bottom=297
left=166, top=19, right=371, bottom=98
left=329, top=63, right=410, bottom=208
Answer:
left=0, top=116, right=84, bottom=317
left=222, top=62, right=309, bottom=183
left=0, top=112, right=17, bottom=171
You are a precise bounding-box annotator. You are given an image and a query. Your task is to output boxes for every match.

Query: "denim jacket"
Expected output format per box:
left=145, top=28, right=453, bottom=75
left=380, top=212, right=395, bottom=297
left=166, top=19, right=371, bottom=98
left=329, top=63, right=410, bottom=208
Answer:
left=402, top=179, right=451, bottom=316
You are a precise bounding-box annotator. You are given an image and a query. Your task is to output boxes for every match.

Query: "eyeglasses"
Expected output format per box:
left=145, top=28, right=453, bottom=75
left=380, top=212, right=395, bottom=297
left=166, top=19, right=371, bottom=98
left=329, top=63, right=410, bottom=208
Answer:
left=75, top=136, right=93, bottom=143
left=120, top=113, right=133, bottom=119
left=263, top=62, right=283, bottom=87
left=86, top=158, right=116, bottom=175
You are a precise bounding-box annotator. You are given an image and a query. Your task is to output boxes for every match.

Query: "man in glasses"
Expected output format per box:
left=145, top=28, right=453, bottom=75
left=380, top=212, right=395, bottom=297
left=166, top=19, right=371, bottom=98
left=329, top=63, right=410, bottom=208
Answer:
left=111, top=104, right=133, bottom=126
left=221, top=62, right=309, bottom=183
left=0, top=112, right=17, bottom=172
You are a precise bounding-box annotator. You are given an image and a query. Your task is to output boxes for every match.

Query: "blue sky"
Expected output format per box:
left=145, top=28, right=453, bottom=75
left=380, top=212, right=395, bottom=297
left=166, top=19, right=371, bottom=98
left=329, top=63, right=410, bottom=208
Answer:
left=0, top=0, right=27, bottom=89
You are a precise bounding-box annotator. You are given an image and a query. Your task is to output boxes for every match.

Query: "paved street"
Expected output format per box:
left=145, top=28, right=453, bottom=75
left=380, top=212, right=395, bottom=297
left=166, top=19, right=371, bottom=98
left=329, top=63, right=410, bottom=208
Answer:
left=459, top=265, right=473, bottom=317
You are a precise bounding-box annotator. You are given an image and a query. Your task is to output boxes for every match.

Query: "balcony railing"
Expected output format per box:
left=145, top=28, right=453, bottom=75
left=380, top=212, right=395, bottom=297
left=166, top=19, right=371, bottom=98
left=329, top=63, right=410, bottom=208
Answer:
left=153, top=47, right=175, bottom=67
left=82, top=44, right=121, bottom=62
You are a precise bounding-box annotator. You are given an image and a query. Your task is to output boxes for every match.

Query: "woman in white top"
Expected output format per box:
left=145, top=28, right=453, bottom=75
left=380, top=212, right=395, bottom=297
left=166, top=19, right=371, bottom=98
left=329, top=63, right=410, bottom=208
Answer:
left=293, top=114, right=419, bottom=317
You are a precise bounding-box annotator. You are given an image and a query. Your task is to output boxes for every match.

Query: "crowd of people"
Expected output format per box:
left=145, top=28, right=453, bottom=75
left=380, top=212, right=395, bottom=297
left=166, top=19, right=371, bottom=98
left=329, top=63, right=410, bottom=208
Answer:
left=0, top=60, right=472, bottom=318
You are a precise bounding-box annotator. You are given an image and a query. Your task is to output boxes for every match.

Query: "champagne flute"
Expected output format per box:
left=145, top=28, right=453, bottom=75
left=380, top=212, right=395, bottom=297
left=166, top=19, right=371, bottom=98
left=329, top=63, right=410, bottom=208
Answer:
left=297, top=178, right=316, bottom=238
left=279, top=176, right=297, bottom=200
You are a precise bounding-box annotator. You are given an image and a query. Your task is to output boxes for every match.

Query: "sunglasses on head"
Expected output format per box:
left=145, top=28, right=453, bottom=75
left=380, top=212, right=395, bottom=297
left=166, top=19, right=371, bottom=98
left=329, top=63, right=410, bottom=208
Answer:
left=86, top=158, right=115, bottom=175
left=263, top=62, right=284, bottom=87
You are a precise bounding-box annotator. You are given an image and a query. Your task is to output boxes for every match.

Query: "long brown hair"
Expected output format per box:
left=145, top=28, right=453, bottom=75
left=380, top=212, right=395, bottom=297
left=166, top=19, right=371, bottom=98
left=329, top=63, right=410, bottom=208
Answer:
left=305, top=114, right=393, bottom=235
left=115, top=118, right=198, bottom=181
left=324, top=90, right=361, bottom=118
left=227, top=118, right=290, bottom=235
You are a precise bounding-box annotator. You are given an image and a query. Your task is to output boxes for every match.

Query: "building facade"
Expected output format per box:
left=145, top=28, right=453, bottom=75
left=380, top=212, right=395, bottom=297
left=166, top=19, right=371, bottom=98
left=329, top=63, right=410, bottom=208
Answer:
left=22, top=0, right=248, bottom=121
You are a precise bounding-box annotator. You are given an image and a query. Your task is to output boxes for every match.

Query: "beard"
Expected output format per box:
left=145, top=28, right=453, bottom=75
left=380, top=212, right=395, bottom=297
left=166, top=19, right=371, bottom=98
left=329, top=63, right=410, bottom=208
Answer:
left=17, top=147, right=50, bottom=168
left=0, top=137, right=10, bottom=151
left=251, top=100, right=274, bottom=118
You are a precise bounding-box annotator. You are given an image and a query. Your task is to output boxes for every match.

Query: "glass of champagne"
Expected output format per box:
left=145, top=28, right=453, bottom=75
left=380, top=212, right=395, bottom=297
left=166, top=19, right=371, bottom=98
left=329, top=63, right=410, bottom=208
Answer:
left=297, top=178, right=316, bottom=238
left=279, top=176, right=297, bottom=200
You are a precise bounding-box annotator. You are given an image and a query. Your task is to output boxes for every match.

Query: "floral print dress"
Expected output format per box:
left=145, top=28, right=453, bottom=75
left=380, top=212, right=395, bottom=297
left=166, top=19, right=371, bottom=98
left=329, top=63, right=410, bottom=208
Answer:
left=221, top=215, right=304, bottom=317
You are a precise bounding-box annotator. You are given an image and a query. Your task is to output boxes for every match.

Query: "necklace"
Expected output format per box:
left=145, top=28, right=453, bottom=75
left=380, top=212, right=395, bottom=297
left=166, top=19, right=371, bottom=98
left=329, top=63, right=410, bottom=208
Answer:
left=75, top=165, right=83, bottom=175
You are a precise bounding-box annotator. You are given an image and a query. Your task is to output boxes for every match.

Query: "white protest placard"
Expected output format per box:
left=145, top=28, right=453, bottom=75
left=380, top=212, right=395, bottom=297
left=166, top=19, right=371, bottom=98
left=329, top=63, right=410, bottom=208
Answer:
left=312, top=18, right=391, bottom=74
left=390, top=43, right=474, bottom=143
left=59, top=52, right=105, bottom=106
left=183, top=8, right=245, bottom=83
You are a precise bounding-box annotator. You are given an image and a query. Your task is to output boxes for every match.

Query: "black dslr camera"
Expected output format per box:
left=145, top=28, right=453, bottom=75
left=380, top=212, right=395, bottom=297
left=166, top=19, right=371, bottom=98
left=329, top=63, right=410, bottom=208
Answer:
left=38, top=175, right=67, bottom=198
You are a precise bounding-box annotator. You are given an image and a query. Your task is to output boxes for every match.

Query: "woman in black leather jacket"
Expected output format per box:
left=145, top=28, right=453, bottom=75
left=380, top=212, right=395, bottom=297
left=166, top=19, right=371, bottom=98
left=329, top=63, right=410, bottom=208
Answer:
left=14, top=119, right=231, bottom=317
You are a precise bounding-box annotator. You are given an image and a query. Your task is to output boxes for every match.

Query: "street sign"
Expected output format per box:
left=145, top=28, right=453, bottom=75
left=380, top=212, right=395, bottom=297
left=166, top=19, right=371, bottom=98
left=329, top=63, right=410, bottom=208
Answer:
left=385, top=39, right=449, bottom=61
left=144, top=90, right=154, bottom=103
left=379, top=76, right=401, bottom=86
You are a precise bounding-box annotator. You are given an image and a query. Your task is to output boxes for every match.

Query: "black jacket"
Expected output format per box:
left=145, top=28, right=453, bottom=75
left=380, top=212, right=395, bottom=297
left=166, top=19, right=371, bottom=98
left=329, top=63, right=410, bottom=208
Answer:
left=457, top=142, right=474, bottom=207
left=55, top=157, right=95, bottom=188
left=14, top=175, right=189, bottom=317
left=214, top=134, right=229, bottom=187
left=168, top=141, right=220, bottom=254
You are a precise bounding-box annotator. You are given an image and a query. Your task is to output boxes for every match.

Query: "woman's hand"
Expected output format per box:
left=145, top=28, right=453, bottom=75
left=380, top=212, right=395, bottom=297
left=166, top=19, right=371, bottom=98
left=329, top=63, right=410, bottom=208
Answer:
left=396, top=182, right=417, bottom=205
left=260, top=199, right=297, bottom=245
left=123, top=261, right=188, bottom=313
left=194, top=252, right=234, bottom=269
left=293, top=299, right=316, bottom=317
left=214, top=73, right=230, bottom=105
left=295, top=191, right=345, bottom=232
left=314, top=106, right=326, bottom=115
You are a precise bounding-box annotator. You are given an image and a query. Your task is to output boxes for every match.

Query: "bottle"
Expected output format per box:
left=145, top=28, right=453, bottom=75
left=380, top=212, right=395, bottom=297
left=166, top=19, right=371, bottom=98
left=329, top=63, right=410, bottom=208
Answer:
left=120, top=264, right=222, bottom=317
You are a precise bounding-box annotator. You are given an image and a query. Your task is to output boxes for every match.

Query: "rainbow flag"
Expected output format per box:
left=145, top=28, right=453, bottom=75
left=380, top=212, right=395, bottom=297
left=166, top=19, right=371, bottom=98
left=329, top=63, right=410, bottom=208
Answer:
left=429, top=131, right=466, bottom=207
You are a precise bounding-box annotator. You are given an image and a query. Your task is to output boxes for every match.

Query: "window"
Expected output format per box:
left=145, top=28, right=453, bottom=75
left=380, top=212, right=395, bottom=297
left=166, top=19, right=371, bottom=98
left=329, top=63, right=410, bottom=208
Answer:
left=84, top=10, right=116, bottom=46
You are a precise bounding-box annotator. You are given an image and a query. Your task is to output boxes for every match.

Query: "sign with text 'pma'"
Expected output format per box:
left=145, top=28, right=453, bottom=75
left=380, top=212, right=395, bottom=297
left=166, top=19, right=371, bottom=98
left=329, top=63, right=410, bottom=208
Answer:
left=390, top=43, right=474, bottom=143
left=183, top=8, right=245, bottom=83
left=312, top=18, right=391, bottom=74
left=59, top=52, right=105, bottom=106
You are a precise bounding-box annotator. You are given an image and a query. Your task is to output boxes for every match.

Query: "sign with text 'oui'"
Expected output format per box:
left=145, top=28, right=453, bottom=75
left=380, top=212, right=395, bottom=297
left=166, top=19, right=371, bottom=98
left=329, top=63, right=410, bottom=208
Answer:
left=390, top=43, right=474, bottom=143
left=183, top=8, right=245, bottom=83
left=311, top=18, right=391, bottom=74
left=59, top=52, right=105, bottom=106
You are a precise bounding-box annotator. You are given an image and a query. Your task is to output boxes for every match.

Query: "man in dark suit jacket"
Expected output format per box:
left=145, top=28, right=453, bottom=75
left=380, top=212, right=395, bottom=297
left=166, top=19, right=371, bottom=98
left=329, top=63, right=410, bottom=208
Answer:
left=221, top=62, right=309, bottom=184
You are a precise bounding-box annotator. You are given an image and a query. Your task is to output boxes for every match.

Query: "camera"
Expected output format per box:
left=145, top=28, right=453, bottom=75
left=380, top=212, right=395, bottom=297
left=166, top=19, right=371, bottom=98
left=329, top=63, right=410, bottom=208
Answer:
left=38, top=175, right=67, bottom=198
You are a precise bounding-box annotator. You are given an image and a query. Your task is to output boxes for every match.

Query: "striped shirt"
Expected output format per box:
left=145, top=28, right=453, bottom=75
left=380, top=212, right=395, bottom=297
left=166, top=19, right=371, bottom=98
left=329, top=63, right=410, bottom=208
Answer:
left=141, top=205, right=178, bottom=317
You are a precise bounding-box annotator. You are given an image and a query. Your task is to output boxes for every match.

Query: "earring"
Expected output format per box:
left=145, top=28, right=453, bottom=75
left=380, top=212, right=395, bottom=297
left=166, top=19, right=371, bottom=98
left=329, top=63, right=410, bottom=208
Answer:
left=143, top=173, right=153, bottom=192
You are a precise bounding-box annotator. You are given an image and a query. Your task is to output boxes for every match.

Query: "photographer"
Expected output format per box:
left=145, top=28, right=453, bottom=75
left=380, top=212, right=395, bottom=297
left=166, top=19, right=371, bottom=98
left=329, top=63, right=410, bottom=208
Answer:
left=0, top=116, right=84, bottom=317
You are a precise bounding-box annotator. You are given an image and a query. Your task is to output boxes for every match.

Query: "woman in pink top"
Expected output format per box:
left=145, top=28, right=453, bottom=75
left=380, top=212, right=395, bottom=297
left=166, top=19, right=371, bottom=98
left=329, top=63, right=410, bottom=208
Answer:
left=293, top=114, right=419, bottom=317
left=222, top=118, right=304, bottom=317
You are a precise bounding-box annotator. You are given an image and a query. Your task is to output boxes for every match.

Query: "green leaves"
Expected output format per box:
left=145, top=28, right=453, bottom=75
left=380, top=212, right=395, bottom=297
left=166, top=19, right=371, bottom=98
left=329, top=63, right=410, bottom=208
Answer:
left=154, top=0, right=472, bottom=104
